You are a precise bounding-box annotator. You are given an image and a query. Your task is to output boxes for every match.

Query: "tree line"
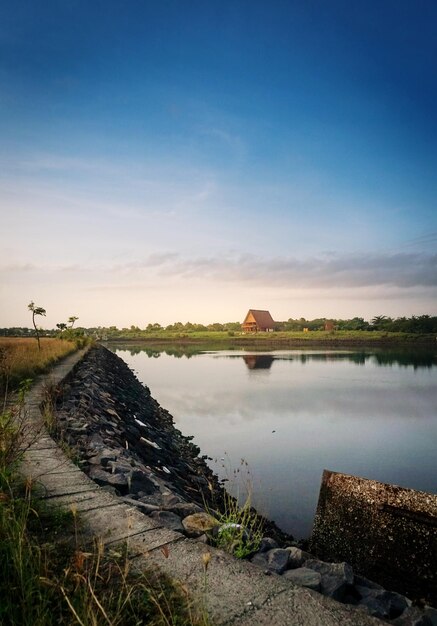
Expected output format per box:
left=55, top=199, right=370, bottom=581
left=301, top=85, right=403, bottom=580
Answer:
left=277, top=315, right=437, bottom=333
left=2, top=314, right=437, bottom=338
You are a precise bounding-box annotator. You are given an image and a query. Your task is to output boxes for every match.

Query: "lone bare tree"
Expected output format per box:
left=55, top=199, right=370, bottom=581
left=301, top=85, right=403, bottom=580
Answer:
left=28, top=301, right=46, bottom=351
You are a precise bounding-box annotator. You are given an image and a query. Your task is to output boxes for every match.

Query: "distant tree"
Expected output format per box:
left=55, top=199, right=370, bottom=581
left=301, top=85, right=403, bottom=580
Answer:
left=68, top=316, right=79, bottom=329
left=146, top=323, right=163, bottom=332
left=28, top=301, right=46, bottom=350
left=56, top=322, right=68, bottom=333
left=371, top=315, right=393, bottom=331
left=207, top=322, right=225, bottom=331
left=339, top=317, right=370, bottom=331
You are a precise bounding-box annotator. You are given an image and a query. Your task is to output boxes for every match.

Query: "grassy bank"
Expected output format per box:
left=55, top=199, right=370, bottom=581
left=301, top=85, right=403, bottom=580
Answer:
left=105, top=329, right=436, bottom=346
left=0, top=338, right=78, bottom=393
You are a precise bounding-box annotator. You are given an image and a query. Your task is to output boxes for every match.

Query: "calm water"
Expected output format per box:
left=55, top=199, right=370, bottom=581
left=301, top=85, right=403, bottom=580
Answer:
left=111, top=344, right=437, bottom=538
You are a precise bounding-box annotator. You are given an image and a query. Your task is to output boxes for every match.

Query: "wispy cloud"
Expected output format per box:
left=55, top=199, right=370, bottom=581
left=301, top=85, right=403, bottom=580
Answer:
left=199, top=127, right=246, bottom=161
left=128, top=251, right=436, bottom=289
left=5, top=251, right=434, bottom=290
left=400, top=230, right=437, bottom=249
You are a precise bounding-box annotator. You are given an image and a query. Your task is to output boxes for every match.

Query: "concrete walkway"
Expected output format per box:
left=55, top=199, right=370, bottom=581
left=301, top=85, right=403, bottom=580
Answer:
left=21, top=349, right=383, bottom=626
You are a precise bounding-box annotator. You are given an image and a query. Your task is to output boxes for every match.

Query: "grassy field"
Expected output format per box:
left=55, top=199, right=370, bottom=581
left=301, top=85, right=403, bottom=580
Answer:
left=106, top=329, right=435, bottom=345
left=0, top=337, right=77, bottom=392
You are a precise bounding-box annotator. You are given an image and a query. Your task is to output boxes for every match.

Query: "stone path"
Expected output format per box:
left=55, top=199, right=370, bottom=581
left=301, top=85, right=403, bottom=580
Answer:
left=21, top=348, right=384, bottom=625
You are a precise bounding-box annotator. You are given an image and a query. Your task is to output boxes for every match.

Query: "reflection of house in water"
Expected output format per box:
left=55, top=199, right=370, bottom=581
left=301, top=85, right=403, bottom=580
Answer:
left=243, top=355, right=275, bottom=370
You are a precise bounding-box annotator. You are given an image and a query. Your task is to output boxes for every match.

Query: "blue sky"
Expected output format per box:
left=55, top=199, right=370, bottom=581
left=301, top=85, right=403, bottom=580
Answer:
left=1, top=1, right=436, bottom=326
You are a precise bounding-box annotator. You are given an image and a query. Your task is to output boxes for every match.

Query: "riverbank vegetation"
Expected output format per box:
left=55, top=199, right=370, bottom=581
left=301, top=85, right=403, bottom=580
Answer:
left=0, top=338, right=77, bottom=394
left=1, top=314, right=436, bottom=343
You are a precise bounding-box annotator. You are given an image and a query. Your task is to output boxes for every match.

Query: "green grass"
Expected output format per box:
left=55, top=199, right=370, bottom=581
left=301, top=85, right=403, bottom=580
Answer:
left=105, top=329, right=434, bottom=344
left=212, top=492, right=264, bottom=559
left=204, top=457, right=265, bottom=560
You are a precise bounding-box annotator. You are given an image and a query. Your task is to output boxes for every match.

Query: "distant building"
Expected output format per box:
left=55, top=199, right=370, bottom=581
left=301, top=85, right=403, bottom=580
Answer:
left=324, top=321, right=335, bottom=331
left=242, top=309, right=275, bottom=333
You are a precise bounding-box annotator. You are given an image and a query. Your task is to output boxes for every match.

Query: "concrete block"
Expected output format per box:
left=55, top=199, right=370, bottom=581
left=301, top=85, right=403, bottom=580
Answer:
left=310, top=470, right=437, bottom=606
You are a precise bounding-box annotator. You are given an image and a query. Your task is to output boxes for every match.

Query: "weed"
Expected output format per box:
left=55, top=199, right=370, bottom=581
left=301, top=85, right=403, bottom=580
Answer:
left=213, top=491, right=264, bottom=558
left=0, top=379, right=34, bottom=482
left=207, top=455, right=264, bottom=559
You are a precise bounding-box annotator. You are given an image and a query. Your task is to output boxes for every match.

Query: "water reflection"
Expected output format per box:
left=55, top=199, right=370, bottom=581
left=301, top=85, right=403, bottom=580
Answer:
left=111, top=343, right=437, bottom=538
left=243, top=355, right=275, bottom=370
left=107, top=342, right=437, bottom=369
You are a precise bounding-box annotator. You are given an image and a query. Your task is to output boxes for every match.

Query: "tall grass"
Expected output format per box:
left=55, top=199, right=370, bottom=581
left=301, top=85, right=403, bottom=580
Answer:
left=0, top=338, right=77, bottom=393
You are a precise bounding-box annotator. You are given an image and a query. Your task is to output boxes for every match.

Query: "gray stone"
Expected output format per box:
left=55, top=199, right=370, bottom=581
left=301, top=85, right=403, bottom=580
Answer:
left=258, top=537, right=279, bottom=552
left=356, top=588, right=410, bottom=620
left=161, top=493, right=183, bottom=507
left=251, top=548, right=290, bottom=575
left=354, top=574, right=384, bottom=590
left=283, top=567, right=322, bottom=591
left=166, top=501, right=203, bottom=517
left=108, top=460, right=133, bottom=474
left=305, top=559, right=354, bottom=601
left=286, top=546, right=311, bottom=568
left=392, top=606, right=433, bottom=626
left=150, top=510, right=184, bottom=532
left=89, top=466, right=129, bottom=493
left=128, top=470, right=157, bottom=495
left=425, top=607, right=437, bottom=626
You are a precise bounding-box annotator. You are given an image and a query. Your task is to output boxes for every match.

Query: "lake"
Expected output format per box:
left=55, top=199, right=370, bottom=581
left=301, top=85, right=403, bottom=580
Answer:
left=110, top=343, right=437, bottom=538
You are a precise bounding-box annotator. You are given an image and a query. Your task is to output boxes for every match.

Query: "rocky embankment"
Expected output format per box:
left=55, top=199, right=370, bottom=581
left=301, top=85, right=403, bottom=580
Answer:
left=50, top=345, right=436, bottom=626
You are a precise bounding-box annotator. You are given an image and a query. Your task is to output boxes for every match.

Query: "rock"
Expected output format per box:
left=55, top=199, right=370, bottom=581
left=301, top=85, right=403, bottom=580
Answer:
left=425, top=607, right=437, bottom=626
left=182, top=513, right=219, bottom=537
left=283, top=567, right=322, bottom=591
left=89, top=466, right=129, bottom=494
left=100, top=485, right=118, bottom=495
left=87, top=449, right=117, bottom=465
left=354, top=574, right=384, bottom=590
left=191, top=475, right=208, bottom=486
left=258, top=537, right=279, bottom=553
left=150, top=510, right=184, bottom=532
left=166, top=502, right=203, bottom=517
left=356, top=588, right=410, bottom=619
left=304, top=559, right=354, bottom=601
left=286, top=546, right=311, bottom=569
left=392, top=606, right=434, bottom=626
left=128, top=470, right=157, bottom=495
left=108, top=456, right=134, bottom=470
left=161, top=493, right=183, bottom=507
left=251, top=548, right=290, bottom=574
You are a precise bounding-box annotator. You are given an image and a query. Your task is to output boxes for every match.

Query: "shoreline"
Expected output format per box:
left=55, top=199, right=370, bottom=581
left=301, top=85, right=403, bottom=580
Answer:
left=102, top=334, right=436, bottom=348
